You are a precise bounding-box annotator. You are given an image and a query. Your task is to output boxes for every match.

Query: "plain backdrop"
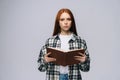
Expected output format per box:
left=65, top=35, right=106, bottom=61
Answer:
left=0, top=0, right=120, bottom=80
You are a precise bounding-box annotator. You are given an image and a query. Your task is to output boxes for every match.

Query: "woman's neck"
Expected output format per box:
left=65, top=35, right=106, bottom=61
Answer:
left=60, top=31, right=72, bottom=35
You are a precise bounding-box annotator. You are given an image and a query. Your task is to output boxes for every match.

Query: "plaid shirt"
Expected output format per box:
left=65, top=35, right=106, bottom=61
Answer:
left=38, top=34, right=90, bottom=80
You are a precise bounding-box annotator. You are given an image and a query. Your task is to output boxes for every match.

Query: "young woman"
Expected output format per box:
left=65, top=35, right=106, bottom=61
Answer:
left=38, top=8, right=90, bottom=80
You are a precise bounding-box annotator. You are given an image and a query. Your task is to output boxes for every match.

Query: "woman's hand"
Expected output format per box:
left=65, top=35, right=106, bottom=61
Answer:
left=74, top=53, right=87, bottom=63
left=44, top=52, right=56, bottom=63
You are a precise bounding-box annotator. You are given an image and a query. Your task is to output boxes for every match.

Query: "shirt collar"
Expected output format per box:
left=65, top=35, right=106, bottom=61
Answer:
left=54, top=33, right=78, bottom=42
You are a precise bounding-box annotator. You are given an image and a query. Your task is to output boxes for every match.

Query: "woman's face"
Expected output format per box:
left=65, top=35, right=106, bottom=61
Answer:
left=59, top=12, right=72, bottom=32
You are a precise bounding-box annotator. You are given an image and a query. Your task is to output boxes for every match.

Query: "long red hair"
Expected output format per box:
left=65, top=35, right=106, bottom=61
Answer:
left=53, top=8, right=78, bottom=36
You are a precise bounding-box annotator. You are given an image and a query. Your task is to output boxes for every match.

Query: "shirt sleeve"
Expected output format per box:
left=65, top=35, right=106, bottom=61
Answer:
left=79, top=39, right=90, bottom=72
left=37, top=39, right=49, bottom=72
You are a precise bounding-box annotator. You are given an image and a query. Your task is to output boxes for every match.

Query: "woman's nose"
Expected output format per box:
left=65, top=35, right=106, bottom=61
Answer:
left=64, top=20, right=68, bottom=24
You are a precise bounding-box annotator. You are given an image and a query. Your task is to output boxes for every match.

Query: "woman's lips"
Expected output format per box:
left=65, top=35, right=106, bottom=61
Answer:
left=64, top=26, right=68, bottom=28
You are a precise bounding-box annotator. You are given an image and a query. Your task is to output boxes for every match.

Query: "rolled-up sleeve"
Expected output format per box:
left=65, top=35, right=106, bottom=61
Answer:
left=79, top=39, right=90, bottom=72
left=37, top=45, right=48, bottom=72
left=37, top=39, right=49, bottom=72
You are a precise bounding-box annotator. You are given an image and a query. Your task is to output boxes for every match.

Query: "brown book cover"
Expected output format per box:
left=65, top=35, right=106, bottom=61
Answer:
left=47, top=47, right=85, bottom=66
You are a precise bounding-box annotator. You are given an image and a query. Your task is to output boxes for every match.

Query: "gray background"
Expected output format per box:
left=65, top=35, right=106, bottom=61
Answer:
left=0, top=0, right=120, bottom=80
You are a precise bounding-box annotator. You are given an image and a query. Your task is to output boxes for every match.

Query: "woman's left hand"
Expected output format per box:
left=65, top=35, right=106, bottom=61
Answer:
left=74, top=53, right=87, bottom=63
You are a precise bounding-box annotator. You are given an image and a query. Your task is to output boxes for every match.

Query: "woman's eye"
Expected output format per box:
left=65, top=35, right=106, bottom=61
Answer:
left=67, top=18, right=71, bottom=21
left=60, top=19, right=64, bottom=21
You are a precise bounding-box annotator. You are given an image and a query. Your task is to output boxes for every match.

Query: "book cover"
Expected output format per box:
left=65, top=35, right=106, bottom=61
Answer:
left=47, top=47, right=85, bottom=66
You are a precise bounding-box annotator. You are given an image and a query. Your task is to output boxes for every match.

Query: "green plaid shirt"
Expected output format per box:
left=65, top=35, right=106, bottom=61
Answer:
left=38, top=34, right=90, bottom=80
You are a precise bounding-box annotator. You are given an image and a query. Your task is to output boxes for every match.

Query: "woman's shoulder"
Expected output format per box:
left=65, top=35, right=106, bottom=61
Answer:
left=47, top=35, right=59, bottom=40
left=73, top=34, right=82, bottom=40
left=45, top=35, right=59, bottom=42
left=73, top=34, right=86, bottom=42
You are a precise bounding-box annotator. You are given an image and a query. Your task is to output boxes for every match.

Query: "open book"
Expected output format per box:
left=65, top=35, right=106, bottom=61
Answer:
left=47, top=47, right=85, bottom=66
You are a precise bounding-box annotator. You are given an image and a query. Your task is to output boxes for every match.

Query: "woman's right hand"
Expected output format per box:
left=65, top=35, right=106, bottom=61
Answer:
left=44, top=52, right=56, bottom=63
